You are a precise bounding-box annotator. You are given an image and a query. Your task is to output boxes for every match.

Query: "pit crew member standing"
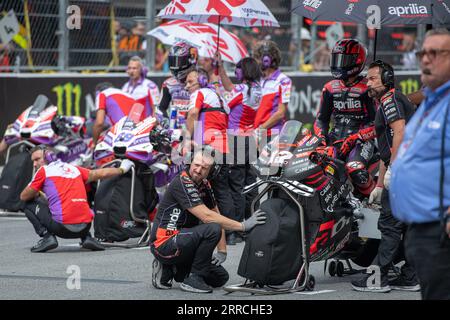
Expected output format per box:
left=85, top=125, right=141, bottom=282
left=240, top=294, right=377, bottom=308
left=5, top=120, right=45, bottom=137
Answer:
left=352, top=60, right=418, bottom=293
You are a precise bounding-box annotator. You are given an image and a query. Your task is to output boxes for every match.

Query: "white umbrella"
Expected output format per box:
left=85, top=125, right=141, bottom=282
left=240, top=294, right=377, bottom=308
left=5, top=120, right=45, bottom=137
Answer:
left=158, top=0, right=280, bottom=27
left=148, top=20, right=248, bottom=64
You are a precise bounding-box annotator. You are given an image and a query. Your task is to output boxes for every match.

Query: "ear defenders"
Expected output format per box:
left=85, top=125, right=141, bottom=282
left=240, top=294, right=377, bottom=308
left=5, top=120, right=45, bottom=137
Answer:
left=196, top=68, right=209, bottom=88
left=184, top=145, right=220, bottom=181
left=198, top=73, right=209, bottom=88
left=261, top=42, right=275, bottom=70
left=235, top=63, right=244, bottom=82
left=36, top=145, right=57, bottom=164
left=141, top=65, right=148, bottom=78
left=374, top=60, right=394, bottom=88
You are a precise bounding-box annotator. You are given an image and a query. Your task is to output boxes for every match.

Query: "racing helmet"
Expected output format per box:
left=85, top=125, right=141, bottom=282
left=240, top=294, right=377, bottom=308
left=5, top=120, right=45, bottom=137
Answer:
left=169, top=42, right=198, bottom=82
left=330, top=39, right=367, bottom=80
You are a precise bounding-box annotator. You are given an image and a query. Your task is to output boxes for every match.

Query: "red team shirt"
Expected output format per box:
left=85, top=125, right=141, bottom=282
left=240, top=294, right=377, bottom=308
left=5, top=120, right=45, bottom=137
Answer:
left=189, top=88, right=229, bottom=154
left=254, top=70, right=292, bottom=136
left=29, top=161, right=93, bottom=225
left=227, top=83, right=262, bottom=136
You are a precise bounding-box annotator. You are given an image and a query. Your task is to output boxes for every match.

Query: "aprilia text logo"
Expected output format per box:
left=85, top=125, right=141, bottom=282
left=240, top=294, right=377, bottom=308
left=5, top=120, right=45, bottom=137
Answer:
left=388, top=4, right=428, bottom=17
left=333, top=99, right=362, bottom=110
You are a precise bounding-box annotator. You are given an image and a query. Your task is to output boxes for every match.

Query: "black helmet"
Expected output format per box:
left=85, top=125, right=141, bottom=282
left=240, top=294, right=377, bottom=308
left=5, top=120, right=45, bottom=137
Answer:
left=169, top=42, right=198, bottom=82
left=330, top=39, right=367, bottom=80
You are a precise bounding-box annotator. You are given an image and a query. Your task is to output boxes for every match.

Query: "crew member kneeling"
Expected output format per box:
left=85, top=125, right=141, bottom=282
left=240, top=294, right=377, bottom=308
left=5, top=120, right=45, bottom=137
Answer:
left=150, top=148, right=266, bottom=293
left=20, top=145, right=134, bottom=253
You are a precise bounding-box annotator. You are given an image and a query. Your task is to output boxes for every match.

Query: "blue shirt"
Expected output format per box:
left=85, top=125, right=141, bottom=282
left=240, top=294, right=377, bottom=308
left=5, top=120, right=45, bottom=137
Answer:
left=390, top=80, right=450, bottom=223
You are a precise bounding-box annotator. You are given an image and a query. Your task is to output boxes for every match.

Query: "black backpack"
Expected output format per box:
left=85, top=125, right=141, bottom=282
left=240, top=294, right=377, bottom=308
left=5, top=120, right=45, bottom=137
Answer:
left=94, top=172, right=153, bottom=242
left=0, top=151, right=33, bottom=212
left=238, top=197, right=303, bottom=286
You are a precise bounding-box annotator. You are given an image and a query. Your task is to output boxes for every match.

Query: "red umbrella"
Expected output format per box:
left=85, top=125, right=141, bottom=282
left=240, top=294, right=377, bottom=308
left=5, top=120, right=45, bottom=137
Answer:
left=158, top=0, right=280, bottom=69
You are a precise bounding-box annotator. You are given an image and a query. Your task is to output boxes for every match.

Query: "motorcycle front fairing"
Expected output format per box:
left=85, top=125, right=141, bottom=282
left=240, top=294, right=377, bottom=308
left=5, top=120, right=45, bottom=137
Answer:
left=5, top=105, right=58, bottom=146
left=94, top=104, right=158, bottom=166
left=254, top=120, right=304, bottom=178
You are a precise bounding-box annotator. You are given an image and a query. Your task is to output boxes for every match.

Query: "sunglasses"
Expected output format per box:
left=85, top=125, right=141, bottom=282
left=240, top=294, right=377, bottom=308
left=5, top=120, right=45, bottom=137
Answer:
left=415, top=49, right=450, bottom=61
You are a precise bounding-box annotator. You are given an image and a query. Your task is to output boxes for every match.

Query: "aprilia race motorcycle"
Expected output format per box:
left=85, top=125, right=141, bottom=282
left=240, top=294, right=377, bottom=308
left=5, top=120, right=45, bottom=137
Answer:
left=225, top=120, right=380, bottom=295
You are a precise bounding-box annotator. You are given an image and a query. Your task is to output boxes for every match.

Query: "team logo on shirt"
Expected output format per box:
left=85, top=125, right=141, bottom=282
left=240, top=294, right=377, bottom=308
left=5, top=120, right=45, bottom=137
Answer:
left=167, top=208, right=182, bottom=231
left=333, top=99, right=362, bottom=110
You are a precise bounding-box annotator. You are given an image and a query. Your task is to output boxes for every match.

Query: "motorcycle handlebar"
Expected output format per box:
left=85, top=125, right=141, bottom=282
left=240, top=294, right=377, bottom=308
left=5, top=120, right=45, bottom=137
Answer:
left=309, top=151, right=346, bottom=167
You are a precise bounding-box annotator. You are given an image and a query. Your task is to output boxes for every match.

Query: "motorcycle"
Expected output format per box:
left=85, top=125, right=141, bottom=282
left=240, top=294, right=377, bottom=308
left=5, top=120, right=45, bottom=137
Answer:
left=224, top=120, right=380, bottom=294
left=0, top=95, right=92, bottom=212
left=3, top=94, right=92, bottom=166
left=93, top=103, right=183, bottom=247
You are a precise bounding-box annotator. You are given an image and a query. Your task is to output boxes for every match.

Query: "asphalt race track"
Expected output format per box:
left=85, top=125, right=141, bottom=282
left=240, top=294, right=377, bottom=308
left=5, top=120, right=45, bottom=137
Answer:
left=0, top=214, right=420, bottom=301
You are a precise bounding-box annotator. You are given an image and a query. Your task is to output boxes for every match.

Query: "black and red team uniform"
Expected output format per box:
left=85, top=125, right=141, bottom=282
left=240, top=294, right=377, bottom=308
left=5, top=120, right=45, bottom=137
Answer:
left=314, top=76, right=377, bottom=197
left=150, top=170, right=229, bottom=287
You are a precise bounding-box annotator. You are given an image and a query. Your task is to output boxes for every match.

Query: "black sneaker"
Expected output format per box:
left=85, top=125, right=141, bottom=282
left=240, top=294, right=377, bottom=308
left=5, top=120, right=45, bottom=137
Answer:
left=388, top=276, right=421, bottom=292
left=152, top=259, right=173, bottom=290
left=351, top=272, right=391, bottom=293
left=80, top=235, right=105, bottom=251
left=31, top=234, right=58, bottom=253
left=180, top=273, right=213, bottom=293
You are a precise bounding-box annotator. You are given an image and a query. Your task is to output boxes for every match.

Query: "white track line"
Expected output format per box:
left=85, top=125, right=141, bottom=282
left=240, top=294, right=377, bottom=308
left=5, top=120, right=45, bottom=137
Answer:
left=295, top=290, right=336, bottom=295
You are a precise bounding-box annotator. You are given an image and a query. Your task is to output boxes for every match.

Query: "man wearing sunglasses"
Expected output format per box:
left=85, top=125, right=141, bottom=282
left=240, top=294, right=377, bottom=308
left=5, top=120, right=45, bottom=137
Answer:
left=389, top=28, right=450, bottom=300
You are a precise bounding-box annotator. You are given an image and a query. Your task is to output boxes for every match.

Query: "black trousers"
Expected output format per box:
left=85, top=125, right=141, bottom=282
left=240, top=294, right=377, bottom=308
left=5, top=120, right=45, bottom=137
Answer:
left=229, top=165, right=258, bottom=222
left=211, top=165, right=235, bottom=221
left=228, top=135, right=258, bottom=221
left=374, top=189, right=416, bottom=279
left=151, top=223, right=229, bottom=287
left=405, top=221, right=450, bottom=300
left=23, top=200, right=91, bottom=239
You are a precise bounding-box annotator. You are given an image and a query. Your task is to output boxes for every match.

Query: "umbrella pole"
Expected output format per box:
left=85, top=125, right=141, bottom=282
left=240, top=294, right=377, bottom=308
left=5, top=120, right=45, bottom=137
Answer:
left=373, top=28, right=378, bottom=60
left=215, top=16, right=221, bottom=75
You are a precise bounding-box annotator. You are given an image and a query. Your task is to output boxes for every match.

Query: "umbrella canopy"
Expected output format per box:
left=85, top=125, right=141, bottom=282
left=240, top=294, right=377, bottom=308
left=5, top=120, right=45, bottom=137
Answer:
left=157, top=0, right=280, bottom=27
left=148, top=20, right=248, bottom=64
left=293, top=0, right=450, bottom=25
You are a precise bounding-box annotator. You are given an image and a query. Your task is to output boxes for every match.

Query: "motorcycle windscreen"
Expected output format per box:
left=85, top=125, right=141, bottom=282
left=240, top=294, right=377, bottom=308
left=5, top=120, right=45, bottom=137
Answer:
left=28, top=95, right=50, bottom=118
left=255, top=120, right=303, bottom=177
left=283, top=134, right=322, bottom=181
left=123, top=103, right=145, bottom=129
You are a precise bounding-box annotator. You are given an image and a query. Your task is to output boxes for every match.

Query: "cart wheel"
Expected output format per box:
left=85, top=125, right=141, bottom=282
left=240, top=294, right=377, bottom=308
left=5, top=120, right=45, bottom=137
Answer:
left=328, top=261, right=337, bottom=277
left=307, top=275, right=316, bottom=291
left=336, top=261, right=345, bottom=277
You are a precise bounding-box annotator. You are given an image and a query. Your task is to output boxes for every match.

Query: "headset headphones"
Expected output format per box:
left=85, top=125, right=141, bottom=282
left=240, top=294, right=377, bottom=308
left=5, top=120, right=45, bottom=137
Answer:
left=261, top=42, right=276, bottom=70
left=35, top=145, right=57, bottom=164
left=374, top=59, right=394, bottom=88
left=196, top=68, right=209, bottom=88
left=235, top=61, right=244, bottom=82
left=184, top=145, right=220, bottom=181
left=141, top=65, right=148, bottom=78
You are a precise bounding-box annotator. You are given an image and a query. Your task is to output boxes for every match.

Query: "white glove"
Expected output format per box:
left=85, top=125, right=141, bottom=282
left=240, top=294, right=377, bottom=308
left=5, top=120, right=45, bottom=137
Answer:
left=384, top=166, right=392, bottom=190
left=119, top=159, right=134, bottom=174
left=368, top=186, right=383, bottom=204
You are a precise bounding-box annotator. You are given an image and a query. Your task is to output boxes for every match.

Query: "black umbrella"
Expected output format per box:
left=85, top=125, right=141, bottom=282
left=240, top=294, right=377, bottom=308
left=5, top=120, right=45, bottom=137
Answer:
left=293, top=0, right=450, bottom=58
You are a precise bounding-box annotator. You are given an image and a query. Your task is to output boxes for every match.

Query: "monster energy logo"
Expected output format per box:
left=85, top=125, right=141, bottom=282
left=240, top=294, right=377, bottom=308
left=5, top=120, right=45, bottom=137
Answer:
left=52, top=82, right=82, bottom=116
